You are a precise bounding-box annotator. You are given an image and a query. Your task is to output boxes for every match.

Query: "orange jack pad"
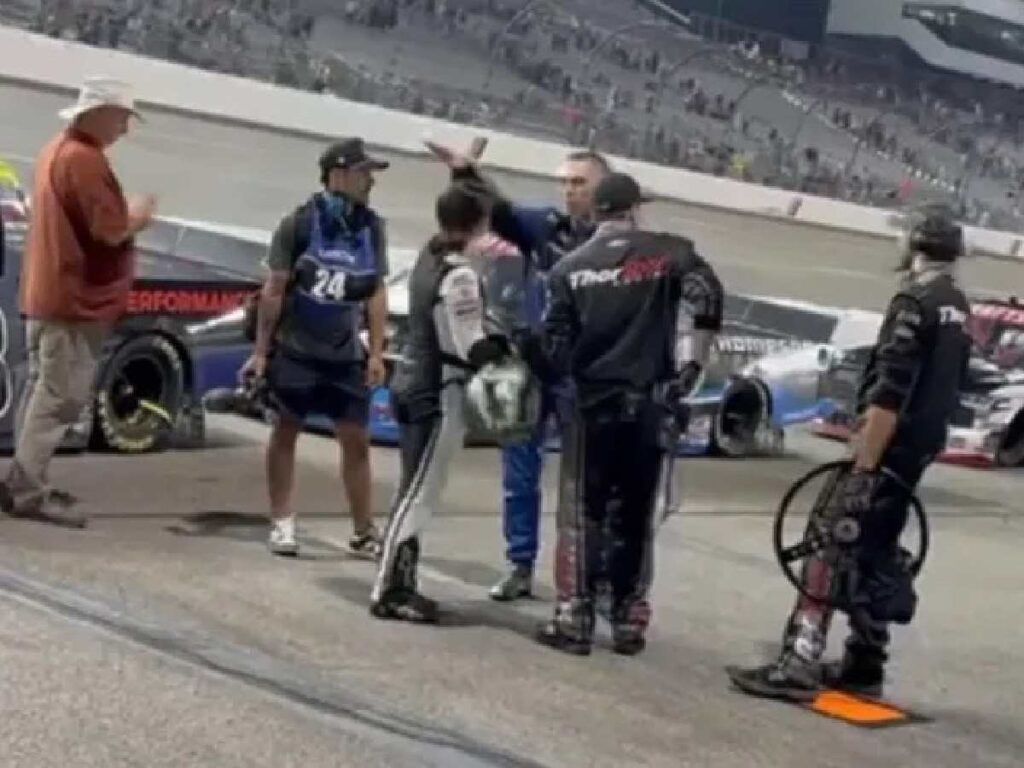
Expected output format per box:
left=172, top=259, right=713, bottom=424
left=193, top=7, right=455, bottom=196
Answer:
left=803, top=690, right=930, bottom=728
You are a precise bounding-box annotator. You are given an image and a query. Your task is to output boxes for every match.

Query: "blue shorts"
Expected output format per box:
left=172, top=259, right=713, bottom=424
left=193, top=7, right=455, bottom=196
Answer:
left=266, top=350, right=369, bottom=426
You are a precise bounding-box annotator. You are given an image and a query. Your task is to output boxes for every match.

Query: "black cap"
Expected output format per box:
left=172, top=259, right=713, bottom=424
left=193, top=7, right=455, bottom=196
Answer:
left=593, top=172, right=653, bottom=216
left=905, top=202, right=964, bottom=264
left=318, top=138, right=390, bottom=177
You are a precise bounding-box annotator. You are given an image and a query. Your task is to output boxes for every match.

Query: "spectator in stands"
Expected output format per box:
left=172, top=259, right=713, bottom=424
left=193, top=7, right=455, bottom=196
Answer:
left=2, top=77, right=156, bottom=528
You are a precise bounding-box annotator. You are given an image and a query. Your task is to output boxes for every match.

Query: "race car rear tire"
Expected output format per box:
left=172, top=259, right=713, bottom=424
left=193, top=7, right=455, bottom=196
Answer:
left=712, top=377, right=775, bottom=458
left=92, top=334, right=186, bottom=454
left=995, top=412, right=1024, bottom=467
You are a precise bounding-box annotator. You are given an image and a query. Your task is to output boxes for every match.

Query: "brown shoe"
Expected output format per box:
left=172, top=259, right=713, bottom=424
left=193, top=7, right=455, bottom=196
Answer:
left=3, top=486, right=87, bottom=529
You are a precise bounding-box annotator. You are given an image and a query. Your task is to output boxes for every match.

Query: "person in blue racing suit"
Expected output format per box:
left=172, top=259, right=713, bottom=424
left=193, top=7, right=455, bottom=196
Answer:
left=430, top=142, right=611, bottom=601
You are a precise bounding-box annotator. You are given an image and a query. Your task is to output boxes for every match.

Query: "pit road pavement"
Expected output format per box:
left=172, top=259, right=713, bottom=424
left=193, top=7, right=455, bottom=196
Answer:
left=1, top=82, right=1024, bottom=768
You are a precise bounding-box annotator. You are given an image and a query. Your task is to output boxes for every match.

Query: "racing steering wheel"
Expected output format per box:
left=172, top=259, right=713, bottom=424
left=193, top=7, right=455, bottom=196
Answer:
left=772, top=459, right=929, bottom=611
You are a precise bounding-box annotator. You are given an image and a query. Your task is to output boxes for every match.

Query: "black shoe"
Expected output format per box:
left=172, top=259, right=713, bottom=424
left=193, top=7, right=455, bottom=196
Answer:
left=489, top=564, right=533, bottom=602
left=348, top=525, right=383, bottom=561
left=534, top=620, right=592, bottom=656
left=612, top=625, right=646, bottom=656
left=726, top=658, right=822, bottom=702
left=370, top=588, right=440, bottom=624
left=821, top=656, right=885, bottom=699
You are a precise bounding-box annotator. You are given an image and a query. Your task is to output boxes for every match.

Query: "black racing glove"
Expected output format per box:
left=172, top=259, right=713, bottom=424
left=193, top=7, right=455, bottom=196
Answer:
left=467, top=334, right=512, bottom=372
left=659, top=362, right=703, bottom=430
left=676, top=361, right=704, bottom=399
left=511, top=328, right=556, bottom=384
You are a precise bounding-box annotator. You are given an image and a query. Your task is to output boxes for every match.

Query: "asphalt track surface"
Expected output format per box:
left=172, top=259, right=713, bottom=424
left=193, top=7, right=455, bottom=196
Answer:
left=2, top=81, right=1024, bottom=768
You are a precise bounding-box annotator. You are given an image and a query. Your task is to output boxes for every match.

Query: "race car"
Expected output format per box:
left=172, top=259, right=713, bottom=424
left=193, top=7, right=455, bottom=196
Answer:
left=813, top=296, right=1024, bottom=468
left=665, top=293, right=881, bottom=457
left=354, top=268, right=883, bottom=457
left=0, top=213, right=264, bottom=455
left=188, top=236, right=882, bottom=459
left=0, top=158, right=28, bottom=245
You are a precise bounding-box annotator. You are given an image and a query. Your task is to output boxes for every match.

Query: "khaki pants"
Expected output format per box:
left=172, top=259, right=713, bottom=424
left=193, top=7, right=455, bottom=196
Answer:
left=7, top=319, right=108, bottom=511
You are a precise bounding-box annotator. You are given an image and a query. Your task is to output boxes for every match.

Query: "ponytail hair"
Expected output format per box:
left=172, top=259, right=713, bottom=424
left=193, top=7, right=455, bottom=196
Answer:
left=436, top=183, right=486, bottom=234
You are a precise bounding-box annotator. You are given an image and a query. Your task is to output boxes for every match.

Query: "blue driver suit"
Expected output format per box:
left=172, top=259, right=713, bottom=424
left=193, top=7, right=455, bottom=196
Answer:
left=493, top=205, right=593, bottom=568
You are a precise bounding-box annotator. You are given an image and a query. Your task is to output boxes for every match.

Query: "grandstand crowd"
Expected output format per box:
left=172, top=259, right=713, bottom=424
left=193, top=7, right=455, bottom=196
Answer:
left=3, top=0, right=1024, bottom=231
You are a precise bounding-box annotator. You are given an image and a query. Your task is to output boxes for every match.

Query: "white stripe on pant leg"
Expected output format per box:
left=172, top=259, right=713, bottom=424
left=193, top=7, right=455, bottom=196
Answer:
left=376, top=418, right=438, bottom=556
left=371, top=422, right=441, bottom=602
left=371, top=385, right=467, bottom=601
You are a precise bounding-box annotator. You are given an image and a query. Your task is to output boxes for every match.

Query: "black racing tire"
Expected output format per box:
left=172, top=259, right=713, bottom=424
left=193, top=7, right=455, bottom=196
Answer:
left=995, top=411, right=1024, bottom=467
left=712, top=377, right=773, bottom=458
left=92, top=334, right=186, bottom=454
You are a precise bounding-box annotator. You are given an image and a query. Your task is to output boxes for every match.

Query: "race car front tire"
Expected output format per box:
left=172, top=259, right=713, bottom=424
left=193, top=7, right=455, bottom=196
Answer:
left=995, top=412, right=1024, bottom=467
left=92, top=333, right=186, bottom=454
left=712, top=377, right=777, bottom=458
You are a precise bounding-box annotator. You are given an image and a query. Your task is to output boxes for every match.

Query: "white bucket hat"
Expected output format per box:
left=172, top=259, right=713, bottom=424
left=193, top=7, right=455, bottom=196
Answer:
left=58, top=76, right=142, bottom=122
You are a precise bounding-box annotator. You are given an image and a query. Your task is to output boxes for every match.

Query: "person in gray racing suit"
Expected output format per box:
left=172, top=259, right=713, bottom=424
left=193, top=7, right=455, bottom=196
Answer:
left=729, top=203, right=972, bottom=700
left=522, top=173, right=724, bottom=656
left=369, top=183, right=519, bottom=623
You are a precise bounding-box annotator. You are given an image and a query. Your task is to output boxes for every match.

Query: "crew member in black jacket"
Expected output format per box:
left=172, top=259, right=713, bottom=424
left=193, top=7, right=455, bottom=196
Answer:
left=527, top=172, right=724, bottom=656
left=729, top=203, right=972, bottom=701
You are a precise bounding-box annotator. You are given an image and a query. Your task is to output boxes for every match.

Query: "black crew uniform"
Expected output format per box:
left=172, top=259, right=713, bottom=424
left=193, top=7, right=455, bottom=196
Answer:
left=731, top=265, right=972, bottom=700
left=826, top=270, right=971, bottom=658
left=533, top=226, right=723, bottom=654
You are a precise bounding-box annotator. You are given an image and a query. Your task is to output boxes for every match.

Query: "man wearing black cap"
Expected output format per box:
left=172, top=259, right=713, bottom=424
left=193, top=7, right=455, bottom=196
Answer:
left=728, top=203, right=971, bottom=702
left=525, top=172, right=724, bottom=656
left=241, top=138, right=391, bottom=558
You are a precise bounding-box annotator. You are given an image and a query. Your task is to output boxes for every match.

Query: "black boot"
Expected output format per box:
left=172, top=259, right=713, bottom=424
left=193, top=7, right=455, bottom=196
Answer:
left=489, top=564, right=533, bottom=602
left=611, top=625, right=646, bottom=656
left=535, top=599, right=594, bottom=656
left=369, top=538, right=440, bottom=624
left=727, top=652, right=823, bottom=702
left=610, top=602, right=648, bottom=656
left=370, top=588, right=440, bottom=624
left=728, top=616, right=826, bottom=702
left=822, top=646, right=886, bottom=698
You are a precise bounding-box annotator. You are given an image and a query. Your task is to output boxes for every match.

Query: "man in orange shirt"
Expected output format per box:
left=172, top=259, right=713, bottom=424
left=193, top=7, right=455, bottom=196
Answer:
left=1, top=77, right=157, bottom=527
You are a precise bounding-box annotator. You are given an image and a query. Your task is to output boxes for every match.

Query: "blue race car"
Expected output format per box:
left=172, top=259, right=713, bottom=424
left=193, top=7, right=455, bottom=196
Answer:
left=185, top=233, right=882, bottom=459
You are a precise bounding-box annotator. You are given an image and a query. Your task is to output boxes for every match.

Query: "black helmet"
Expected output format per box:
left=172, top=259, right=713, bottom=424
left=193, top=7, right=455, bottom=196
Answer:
left=898, top=203, right=964, bottom=269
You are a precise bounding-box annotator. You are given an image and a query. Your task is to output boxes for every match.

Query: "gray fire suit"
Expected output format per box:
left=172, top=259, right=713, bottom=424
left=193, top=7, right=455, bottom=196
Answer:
left=371, top=236, right=519, bottom=600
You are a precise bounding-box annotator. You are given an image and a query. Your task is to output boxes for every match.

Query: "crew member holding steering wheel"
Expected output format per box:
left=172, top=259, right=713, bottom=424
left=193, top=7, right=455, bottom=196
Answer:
left=729, top=203, right=972, bottom=701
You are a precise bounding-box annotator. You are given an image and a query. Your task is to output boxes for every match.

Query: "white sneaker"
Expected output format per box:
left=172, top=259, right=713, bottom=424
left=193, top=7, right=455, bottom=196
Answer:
left=268, top=520, right=299, bottom=557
